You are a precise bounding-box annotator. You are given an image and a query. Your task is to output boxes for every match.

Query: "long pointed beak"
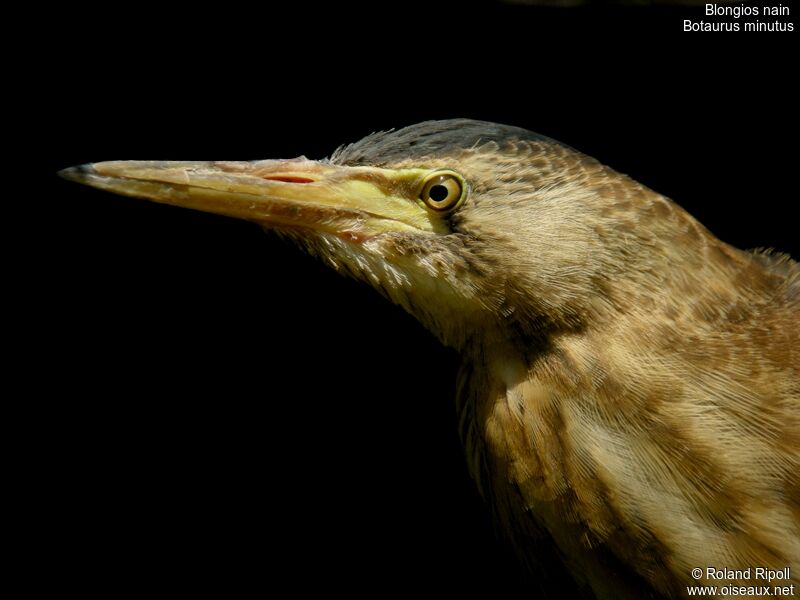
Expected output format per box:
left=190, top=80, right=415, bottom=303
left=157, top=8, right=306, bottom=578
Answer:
left=59, top=158, right=444, bottom=240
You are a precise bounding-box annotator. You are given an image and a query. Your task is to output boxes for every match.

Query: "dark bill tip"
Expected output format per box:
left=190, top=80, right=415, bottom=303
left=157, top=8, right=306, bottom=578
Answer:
left=58, top=164, right=96, bottom=182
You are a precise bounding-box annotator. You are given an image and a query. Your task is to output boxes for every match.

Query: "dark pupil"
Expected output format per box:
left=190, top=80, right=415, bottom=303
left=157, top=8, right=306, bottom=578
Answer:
left=429, top=184, right=449, bottom=202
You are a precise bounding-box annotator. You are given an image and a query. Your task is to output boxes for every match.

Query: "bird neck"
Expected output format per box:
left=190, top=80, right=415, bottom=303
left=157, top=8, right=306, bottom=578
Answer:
left=455, top=260, right=800, bottom=598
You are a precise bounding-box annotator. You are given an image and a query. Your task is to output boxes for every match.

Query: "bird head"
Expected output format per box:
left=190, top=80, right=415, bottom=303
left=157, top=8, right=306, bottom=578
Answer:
left=60, top=119, right=636, bottom=350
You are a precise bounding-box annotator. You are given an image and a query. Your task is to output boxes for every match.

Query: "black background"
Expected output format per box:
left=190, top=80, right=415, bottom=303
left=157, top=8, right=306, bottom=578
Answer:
left=35, top=1, right=796, bottom=596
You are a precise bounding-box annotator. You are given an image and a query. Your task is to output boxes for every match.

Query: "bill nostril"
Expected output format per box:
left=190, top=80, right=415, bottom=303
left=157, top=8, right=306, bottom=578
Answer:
left=262, top=176, right=314, bottom=184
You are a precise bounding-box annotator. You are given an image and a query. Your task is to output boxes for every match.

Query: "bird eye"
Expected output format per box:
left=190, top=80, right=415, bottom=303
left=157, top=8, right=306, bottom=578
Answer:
left=420, top=171, right=465, bottom=212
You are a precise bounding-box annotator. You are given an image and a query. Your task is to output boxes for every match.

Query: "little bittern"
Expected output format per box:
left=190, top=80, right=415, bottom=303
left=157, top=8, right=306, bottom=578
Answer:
left=61, top=120, right=799, bottom=599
